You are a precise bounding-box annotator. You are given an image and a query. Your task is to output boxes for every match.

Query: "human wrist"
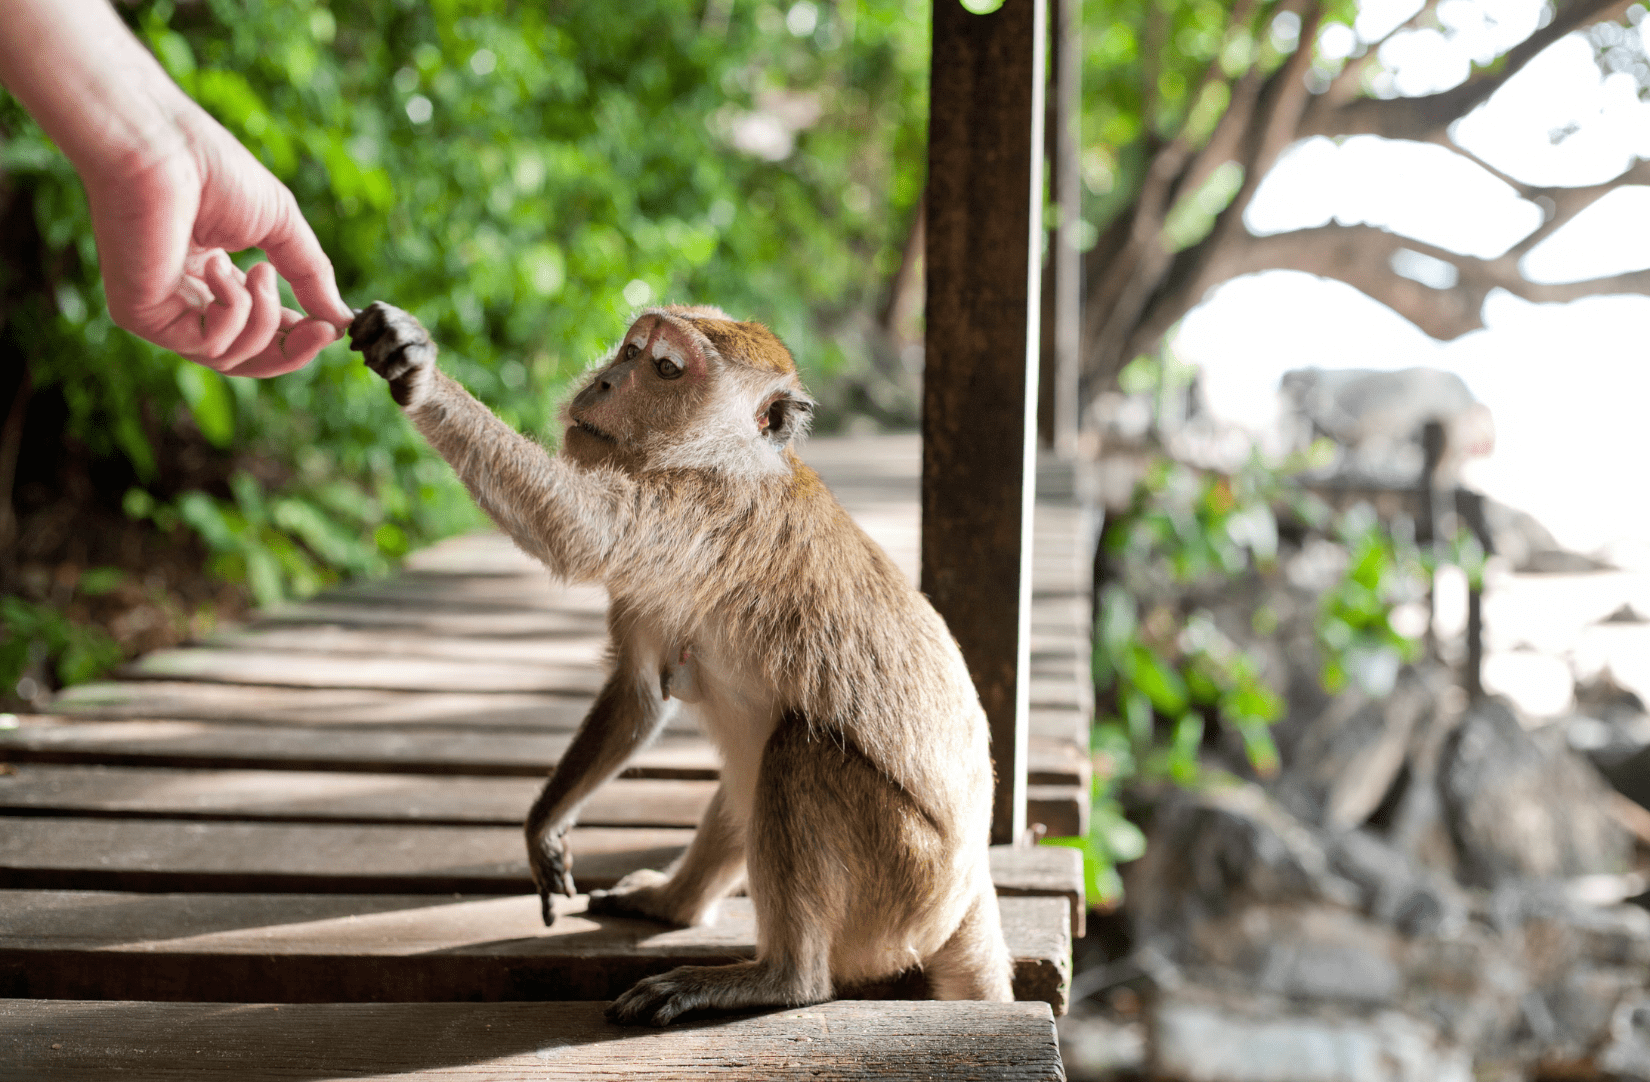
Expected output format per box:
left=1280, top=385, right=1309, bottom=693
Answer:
left=0, top=0, right=193, bottom=179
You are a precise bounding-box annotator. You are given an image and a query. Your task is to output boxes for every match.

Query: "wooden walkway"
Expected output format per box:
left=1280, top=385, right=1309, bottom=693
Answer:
left=0, top=435, right=1085, bottom=1080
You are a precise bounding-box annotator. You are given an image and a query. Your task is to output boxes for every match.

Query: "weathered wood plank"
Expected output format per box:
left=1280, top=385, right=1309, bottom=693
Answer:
left=251, top=600, right=606, bottom=634
left=0, top=718, right=719, bottom=778
left=0, top=818, right=692, bottom=894
left=991, top=844, right=1085, bottom=939
left=0, top=765, right=715, bottom=829
left=204, top=625, right=608, bottom=664
left=0, top=998, right=1065, bottom=1081
left=50, top=683, right=602, bottom=730
left=119, top=649, right=606, bottom=694
left=0, top=816, right=1081, bottom=907
left=0, top=892, right=1071, bottom=1012
left=1, top=717, right=1084, bottom=785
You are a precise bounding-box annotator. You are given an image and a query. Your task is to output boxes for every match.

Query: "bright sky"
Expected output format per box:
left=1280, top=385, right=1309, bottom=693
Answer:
left=1176, top=0, right=1650, bottom=558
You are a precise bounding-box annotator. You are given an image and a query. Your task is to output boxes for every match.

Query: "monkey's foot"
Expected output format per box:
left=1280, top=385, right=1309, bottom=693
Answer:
left=348, top=301, right=437, bottom=408
left=606, top=962, right=827, bottom=1027
left=585, top=868, right=696, bottom=925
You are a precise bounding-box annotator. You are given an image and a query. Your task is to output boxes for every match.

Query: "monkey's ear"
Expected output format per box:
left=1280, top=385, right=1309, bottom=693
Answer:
left=760, top=390, right=815, bottom=446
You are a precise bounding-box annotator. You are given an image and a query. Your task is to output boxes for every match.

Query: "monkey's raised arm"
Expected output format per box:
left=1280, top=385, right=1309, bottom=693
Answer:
left=349, top=302, right=633, bottom=581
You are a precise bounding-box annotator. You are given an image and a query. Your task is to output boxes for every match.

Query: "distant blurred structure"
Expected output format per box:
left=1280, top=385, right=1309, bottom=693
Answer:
left=1278, top=367, right=1493, bottom=489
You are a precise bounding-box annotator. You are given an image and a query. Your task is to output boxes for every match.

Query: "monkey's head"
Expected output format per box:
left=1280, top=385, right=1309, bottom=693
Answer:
left=563, top=305, right=815, bottom=474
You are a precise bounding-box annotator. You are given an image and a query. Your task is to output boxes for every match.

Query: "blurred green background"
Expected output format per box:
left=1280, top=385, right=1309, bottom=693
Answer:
left=0, top=0, right=933, bottom=694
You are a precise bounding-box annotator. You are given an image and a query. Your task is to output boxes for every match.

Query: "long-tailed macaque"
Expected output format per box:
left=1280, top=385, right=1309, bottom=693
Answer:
left=349, top=301, right=1012, bottom=1025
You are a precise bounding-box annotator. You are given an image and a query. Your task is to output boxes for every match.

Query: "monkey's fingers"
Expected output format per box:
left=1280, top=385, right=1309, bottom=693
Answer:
left=530, top=842, right=575, bottom=926
left=348, top=301, right=437, bottom=406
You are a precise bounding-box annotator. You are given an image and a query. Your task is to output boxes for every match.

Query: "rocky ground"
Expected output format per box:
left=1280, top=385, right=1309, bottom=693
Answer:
left=1060, top=546, right=1650, bottom=1081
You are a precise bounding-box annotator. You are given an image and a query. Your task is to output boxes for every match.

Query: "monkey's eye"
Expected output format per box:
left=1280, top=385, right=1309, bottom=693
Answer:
left=622, top=343, right=641, bottom=361
left=655, top=357, right=684, bottom=380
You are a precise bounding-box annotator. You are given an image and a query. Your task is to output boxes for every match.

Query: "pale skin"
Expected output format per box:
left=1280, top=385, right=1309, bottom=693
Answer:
left=0, top=0, right=353, bottom=374
left=349, top=301, right=1015, bottom=1025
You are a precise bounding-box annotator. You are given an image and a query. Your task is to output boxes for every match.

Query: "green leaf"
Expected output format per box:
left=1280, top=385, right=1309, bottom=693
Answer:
left=77, top=567, right=126, bottom=596
left=1128, top=643, right=1189, bottom=716
left=175, top=363, right=236, bottom=449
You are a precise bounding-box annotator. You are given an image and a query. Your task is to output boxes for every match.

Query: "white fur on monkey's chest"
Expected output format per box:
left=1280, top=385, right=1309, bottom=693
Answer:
left=666, top=643, right=777, bottom=830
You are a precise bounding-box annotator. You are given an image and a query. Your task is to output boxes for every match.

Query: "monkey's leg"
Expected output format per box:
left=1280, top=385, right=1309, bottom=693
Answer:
left=525, top=669, right=675, bottom=925
left=587, top=782, right=746, bottom=926
left=921, top=877, right=1014, bottom=1001
left=606, top=715, right=864, bottom=1026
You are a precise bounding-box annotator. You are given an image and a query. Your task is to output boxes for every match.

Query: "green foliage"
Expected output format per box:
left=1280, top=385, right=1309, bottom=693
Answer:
left=0, top=596, right=123, bottom=694
left=1316, top=505, right=1427, bottom=695
left=0, top=0, right=930, bottom=641
left=1049, top=421, right=1432, bottom=906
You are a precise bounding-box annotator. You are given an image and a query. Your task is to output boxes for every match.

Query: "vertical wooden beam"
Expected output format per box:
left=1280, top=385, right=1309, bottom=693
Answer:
left=923, top=0, right=1046, bottom=847
left=1050, top=0, right=1081, bottom=455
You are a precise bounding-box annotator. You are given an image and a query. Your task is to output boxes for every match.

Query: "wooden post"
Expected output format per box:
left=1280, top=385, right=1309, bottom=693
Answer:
left=1417, top=420, right=1446, bottom=656
left=923, top=0, right=1046, bottom=847
left=1049, top=0, right=1081, bottom=455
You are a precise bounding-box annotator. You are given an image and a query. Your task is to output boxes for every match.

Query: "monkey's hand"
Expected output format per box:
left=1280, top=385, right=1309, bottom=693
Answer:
left=529, top=827, right=575, bottom=926
left=348, top=301, right=438, bottom=409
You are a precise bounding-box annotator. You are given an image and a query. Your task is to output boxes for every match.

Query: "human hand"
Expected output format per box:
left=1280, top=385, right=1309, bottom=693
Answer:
left=81, top=103, right=355, bottom=377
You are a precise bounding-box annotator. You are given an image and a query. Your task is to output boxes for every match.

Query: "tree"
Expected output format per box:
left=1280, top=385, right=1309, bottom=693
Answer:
left=1078, top=0, right=1650, bottom=392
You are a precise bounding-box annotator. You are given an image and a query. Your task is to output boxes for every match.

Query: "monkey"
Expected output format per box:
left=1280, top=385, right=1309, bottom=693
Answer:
left=348, top=300, right=1013, bottom=1025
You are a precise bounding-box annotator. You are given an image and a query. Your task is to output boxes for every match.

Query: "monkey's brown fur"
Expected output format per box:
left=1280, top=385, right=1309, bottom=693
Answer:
left=349, top=301, right=1013, bottom=1025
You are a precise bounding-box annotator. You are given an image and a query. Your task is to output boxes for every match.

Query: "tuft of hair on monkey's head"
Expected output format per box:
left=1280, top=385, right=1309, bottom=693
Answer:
left=562, top=303, right=815, bottom=476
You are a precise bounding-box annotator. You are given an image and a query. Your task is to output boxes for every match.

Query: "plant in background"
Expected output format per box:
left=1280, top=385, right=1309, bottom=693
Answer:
left=1050, top=434, right=1428, bottom=907
left=1316, top=504, right=1428, bottom=698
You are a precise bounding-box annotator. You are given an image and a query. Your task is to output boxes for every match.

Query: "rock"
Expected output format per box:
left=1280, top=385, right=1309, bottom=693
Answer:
left=1440, top=698, right=1631, bottom=887
left=1274, top=667, right=1441, bottom=832
left=1596, top=996, right=1650, bottom=1081
left=1127, top=785, right=1356, bottom=944
left=1150, top=987, right=1473, bottom=1082
left=1328, top=829, right=1467, bottom=938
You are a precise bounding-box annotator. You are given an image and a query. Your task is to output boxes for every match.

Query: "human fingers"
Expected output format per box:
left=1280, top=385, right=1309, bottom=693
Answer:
left=253, top=190, right=353, bottom=328
left=192, top=249, right=254, bottom=361
left=228, top=316, right=339, bottom=378
left=203, top=260, right=283, bottom=372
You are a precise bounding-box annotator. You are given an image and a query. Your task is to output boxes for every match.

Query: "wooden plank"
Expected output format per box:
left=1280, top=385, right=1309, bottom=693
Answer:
left=0, top=892, right=1070, bottom=1012
left=252, top=600, right=605, bottom=635
left=0, top=818, right=692, bottom=894
left=329, top=573, right=608, bottom=613
left=925, top=0, right=1047, bottom=847
left=119, top=648, right=606, bottom=694
left=0, top=815, right=1081, bottom=903
left=0, top=765, right=715, bottom=829
left=0, top=718, right=719, bottom=778
left=203, top=625, right=608, bottom=665
left=0, top=998, right=1065, bottom=1081
left=50, top=683, right=602, bottom=730
left=2, top=717, right=1082, bottom=785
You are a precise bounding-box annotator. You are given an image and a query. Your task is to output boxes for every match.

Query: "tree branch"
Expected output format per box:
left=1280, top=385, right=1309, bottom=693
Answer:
left=1429, top=135, right=1650, bottom=255
left=1318, top=0, right=1442, bottom=109
left=1302, top=0, right=1634, bottom=141
left=1114, top=4, right=1326, bottom=363
left=1218, top=222, right=1650, bottom=340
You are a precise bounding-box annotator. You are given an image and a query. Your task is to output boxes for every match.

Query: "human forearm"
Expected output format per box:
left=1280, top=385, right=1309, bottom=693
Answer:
left=0, top=0, right=190, bottom=177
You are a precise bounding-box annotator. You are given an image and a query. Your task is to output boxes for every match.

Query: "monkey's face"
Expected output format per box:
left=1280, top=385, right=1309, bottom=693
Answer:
left=563, top=306, right=814, bottom=474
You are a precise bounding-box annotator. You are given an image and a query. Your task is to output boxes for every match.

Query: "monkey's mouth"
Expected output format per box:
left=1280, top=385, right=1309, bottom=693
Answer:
left=573, top=419, right=617, bottom=444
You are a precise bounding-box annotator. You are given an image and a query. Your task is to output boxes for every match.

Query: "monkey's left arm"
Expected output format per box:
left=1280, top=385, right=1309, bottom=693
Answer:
left=350, top=302, right=633, bottom=580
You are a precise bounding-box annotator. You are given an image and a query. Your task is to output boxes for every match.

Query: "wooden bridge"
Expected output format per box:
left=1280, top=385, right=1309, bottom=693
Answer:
left=0, top=435, right=1087, bottom=1080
